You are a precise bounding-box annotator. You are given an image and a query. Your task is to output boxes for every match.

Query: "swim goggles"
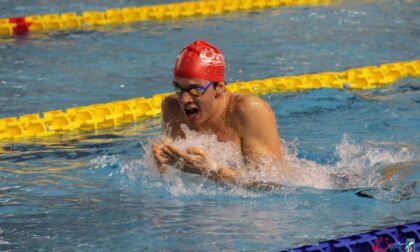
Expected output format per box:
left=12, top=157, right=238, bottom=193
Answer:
left=172, top=81, right=214, bottom=97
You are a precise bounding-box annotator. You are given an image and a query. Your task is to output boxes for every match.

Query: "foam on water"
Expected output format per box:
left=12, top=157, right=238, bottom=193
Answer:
left=112, top=128, right=418, bottom=199
left=283, top=135, right=417, bottom=190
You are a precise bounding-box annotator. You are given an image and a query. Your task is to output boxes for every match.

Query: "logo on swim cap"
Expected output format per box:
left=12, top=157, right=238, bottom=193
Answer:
left=200, top=49, right=224, bottom=66
left=173, top=40, right=225, bottom=82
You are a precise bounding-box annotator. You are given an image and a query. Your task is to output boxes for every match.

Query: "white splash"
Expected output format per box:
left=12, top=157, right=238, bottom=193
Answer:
left=285, top=135, right=417, bottom=190
left=330, top=135, right=415, bottom=189
left=90, top=155, right=120, bottom=170
left=119, top=129, right=418, bottom=197
left=170, top=125, right=244, bottom=171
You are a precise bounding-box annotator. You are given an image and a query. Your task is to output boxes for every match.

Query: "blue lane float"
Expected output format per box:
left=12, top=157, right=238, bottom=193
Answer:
left=282, top=221, right=419, bottom=252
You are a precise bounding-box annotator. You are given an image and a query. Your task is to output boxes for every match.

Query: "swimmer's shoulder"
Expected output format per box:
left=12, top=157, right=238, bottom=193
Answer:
left=229, top=92, right=274, bottom=117
left=228, top=92, right=276, bottom=133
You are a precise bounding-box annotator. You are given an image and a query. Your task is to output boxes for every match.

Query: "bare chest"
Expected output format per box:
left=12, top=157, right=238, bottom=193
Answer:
left=214, top=125, right=241, bottom=149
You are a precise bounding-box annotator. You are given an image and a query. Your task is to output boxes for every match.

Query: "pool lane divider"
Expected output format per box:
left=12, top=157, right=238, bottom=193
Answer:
left=0, top=0, right=334, bottom=36
left=281, top=221, right=420, bottom=251
left=0, top=59, right=418, bottom=140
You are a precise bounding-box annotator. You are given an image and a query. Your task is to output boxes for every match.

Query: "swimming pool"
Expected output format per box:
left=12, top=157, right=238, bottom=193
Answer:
left=0, top=0, right=419, bottom=251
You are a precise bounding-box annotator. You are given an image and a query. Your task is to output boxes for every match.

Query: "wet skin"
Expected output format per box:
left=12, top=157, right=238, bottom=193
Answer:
left=152, top=77, right=291, bottom=184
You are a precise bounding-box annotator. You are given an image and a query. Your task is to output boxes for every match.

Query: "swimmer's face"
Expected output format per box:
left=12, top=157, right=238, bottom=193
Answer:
left=173, top=77, right=220, bottom=125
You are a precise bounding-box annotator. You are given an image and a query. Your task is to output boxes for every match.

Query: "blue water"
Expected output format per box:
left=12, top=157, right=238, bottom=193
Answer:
left=0, top=0, right=419, bottom=251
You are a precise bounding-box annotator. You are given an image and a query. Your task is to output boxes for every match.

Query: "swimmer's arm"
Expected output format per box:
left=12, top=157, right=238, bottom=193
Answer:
left=210, top=166, right=283, bottom=190
left=208, top=166, right=238, bottom=184
left=158, top=143, right=284, bottom=188
left=234, top=96, right=291, bottom=175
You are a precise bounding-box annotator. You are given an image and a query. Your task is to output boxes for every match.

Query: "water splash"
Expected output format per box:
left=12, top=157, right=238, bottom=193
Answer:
left=89, top=155, right=121, bottom=170
left=119, top=127, right=270, bottom=198
left=330, top=135, right=415, bottom=189
left=119, top=129, right=418, bottom=200
left=283, top=135, right=416, bottom=190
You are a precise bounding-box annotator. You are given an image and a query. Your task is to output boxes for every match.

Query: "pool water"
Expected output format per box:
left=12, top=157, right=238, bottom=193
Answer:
left=0, top=0, right=419, bottom=251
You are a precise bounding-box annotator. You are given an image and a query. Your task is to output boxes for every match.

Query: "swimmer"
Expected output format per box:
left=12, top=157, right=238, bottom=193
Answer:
left=152, top=40, right=291, bottom=185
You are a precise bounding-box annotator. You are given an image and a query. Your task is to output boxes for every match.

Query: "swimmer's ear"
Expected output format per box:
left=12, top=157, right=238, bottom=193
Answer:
left=214, top=81, right=226, bottom=97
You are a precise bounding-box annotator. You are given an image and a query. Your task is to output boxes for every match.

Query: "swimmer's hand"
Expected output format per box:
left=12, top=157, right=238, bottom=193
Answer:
left=161, top=143, right=213, bottom=175
left=152, top=143, right=170, bottom=173
left=152, top=143, right=207, bottom=174
left=152, top=143, right=237, bottom=183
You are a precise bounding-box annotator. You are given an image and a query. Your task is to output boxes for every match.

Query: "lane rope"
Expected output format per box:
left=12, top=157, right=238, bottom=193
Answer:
left=281, top=221, right=420, bottom=252
left=0, top=0, right=334, bottom=36
left=0, top=59, right=418, bottom=140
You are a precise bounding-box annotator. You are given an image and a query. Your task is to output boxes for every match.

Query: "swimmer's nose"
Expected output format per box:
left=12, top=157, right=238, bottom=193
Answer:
left=180, top=91, right=194, bottom=104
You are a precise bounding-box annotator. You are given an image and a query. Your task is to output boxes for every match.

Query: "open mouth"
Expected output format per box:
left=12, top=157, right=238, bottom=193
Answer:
left=184, top=107, right=199, bottom=117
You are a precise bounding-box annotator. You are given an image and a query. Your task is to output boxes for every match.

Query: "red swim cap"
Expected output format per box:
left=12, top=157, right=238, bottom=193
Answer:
left=173, top=40, right=225, bottom=82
